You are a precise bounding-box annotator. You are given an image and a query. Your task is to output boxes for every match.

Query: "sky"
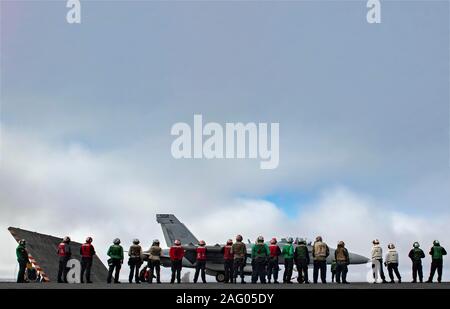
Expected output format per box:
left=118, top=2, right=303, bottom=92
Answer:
left=0, top=0, right=449, bottom=282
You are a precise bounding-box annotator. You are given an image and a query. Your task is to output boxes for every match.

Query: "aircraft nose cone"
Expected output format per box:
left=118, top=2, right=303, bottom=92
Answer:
left=350, top=253, right=370, bottom=264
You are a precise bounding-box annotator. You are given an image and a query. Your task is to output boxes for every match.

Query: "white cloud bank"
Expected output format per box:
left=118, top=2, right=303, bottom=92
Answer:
left=1, top=129, right=449, bottom=282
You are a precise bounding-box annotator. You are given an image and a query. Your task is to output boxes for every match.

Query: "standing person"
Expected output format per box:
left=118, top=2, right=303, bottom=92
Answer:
left=146, top=239, right=162, bottom=284
left=194, top=240, right=207, bottom=283
left=294, top=238, right=310, bottom=284
left=57, top=236, right=72, bottom=283
left=408, top=242, right=425, bottom=283
left=16, top=239, right=30, bottom=283
left=334, top=241, right=349, bottom=284
left=282, top=237, right=294, bottom=284
left=80, top=237, right=96, bottom=283
left=267, top=238, right=281, bottom=284
left=128, top=239, right=142, bottom=284
left=385, top=243, right=401, bottom=283
left=221, top=239, right=234, bottom=283
left=371, top=239, right=387, bottom=284
left=251, top=236, right=269, bottom=284
left=231, top=234, right=247, bottom=284
left=107, top=238, right=123, bottom=284
left=426, top=240, right=447, bottom=283
left=312, top=236, right=329, bottom=284
left=169, top=239, right=185, bottom=284
left=331, top=260, right=337, bottom=283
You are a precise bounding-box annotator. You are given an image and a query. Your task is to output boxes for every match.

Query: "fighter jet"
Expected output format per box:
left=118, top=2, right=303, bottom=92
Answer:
left=155, top=214, right=370, bottom=282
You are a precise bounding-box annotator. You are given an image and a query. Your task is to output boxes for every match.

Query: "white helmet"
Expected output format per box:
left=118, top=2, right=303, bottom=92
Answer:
left=133, top=238, right=140, bottom=245
left=113, top=238, right=121, bottom=245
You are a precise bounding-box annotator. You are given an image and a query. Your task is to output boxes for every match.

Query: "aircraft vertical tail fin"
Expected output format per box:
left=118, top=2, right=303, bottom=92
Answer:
left=156, top=214, right=199, bottom=247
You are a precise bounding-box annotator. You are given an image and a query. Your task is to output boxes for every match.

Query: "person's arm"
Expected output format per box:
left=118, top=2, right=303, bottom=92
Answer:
left=251, top=246, right=256, bottom=259
left=128, top=246, right=132, bottom=257
left=120, top=246, right=124, bottom=262
left=306, top=248, right=310, bottom=264
left=429, top=248, right=433, bottom=256
left=442, top=248, right=447, bottom=256
left=345, top=249, right=350, bottom=264
left=408, top=250, right=413, bottom=260
left=91, top=245, right=96, bottom=256
left=277, top=246, right=281, bottom=256
left=420, top=250, right=425, bottom=259
left=265, top=244, right=270, bottom=256
left=312, top=245, right=316, bottom=258
left=107, top=246, right=111, bottom=257
left=326, top=245, right=330, bottom=258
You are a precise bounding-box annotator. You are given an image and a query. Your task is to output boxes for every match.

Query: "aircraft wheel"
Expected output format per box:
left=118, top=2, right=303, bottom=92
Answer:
left=216, top=273, right=225, bottom=283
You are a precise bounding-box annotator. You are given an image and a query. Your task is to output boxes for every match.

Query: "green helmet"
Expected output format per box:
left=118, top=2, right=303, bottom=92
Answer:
left=413, top=242, right=420, bottom=248
left=433, top=240, right=440, bottom=246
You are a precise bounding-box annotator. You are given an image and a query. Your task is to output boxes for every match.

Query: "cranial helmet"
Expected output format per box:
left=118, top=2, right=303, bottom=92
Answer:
left=85, top=237, right=93, bottom=243
left=236, top=235, right=243, bottom=242
left=133, top=239, right=140, bottom=245
left=113, top=238, right=121, bottom=245
left=19, top=239, right=26, bottom=246
left=174, top=239, right=181, bottom=246
left=63, top=236, right=71, bottom=243
left=338, top=241, right=345, bottom=247
left=270, top=238, right=277, bottom=245
left=257, top=236, right=264, bottom=243
left=433, top=240, right=440, bottom=246
left=287, top=237, right=294, bottom=243
left=226, top=239, right=233, bottom=245
left=373, top=239, right=380, bottom=245
left=316, top=236, right=323, bottom=242
left=199, top=240, right=206, bottom=246
left=298, top=238, right=307, bottom=245
left=388, top=243, right=395, bottom=249
left=153, top=239, right=160, bottom=245
left=413, top=242, right=420, bottom=248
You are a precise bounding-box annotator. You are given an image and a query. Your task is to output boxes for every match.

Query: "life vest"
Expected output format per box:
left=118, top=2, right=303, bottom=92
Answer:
left=232, top=242, right=246, bottom=258
left=223, top=245, right=233, bottom=260
left=196, top=247, right=207, bottom=261
left=432, top=246, right=444, bottom=259
left=57, top=243, right=66, bottom=257
left=269, top=245, right=279, bottom=258
left=412, top=248, right=423, bottom=261
left=81, top=243, right=93, bottom=258
left=169, top=246, right=184, bottom=261
left=295, top=245, right=308, bottom=259
left=314, top=242, right=327, bottom=257
left=335, top=247, right=347, bottom=262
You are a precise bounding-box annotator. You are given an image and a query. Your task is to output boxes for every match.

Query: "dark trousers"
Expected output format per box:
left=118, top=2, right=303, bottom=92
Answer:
left=147, top=260, right=161, bottom=283
left=336, top=262, right=348, bottom=283
left=107, top=259, right=121, bottom=283
left=372, top=258, right=386, bottom=281
left=429, top=259, right=443, bottom=282
left=233, top=258, right=246, bottom=282
left=313, top=260, right=327, bottom=283
left=283, top=258, right=294, bottom=282
left=387, top=263, right=401, bottom=282
left=331, top=271, right=336, bottom=282
left=17, top=261, right=27, bottom=283
left=267, top=258, right=279, bottom=282
left=128, top=258, right=142, bottom=283
left=251, top=257, right=267, bottom=283
left=171, top=260, right=182, bottom=283
left=194, top=260, right=206, bottom=283
left=412, top=261, right=423, bottom=282
left=295, top=259, right=309, bottom=283
left=224, top=259, right=234, bottom=283
left=57, top=257, right=70, bottom=283
left=80, top=257, right=93, bottom=283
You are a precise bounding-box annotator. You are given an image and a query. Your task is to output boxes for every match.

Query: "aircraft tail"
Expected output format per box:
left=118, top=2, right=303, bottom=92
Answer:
left=156, top=214, right=199, bottom=247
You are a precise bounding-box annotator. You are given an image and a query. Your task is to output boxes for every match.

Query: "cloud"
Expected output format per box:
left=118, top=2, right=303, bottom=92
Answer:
left=1, top=128, right=449, bottom=282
